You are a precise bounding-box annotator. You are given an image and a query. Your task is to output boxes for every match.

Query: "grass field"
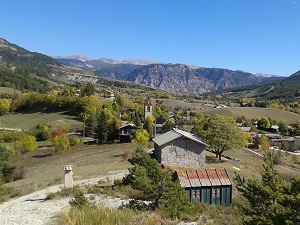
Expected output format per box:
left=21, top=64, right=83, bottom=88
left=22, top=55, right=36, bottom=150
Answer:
left=6, top=143, right=134, bottom=191
left=6, top=141, right=300, bottom=199
left=160, top=99, right=300, bottom=124
left=197, top=107, right=300, bottom=124
left=0, top=111, right=83, bottom=130
left=0, top=87, right=21, bottom=94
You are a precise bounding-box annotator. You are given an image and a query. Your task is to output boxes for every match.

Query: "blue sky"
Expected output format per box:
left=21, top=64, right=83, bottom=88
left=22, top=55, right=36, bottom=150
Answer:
left=0, top=0, right=299, bottom=76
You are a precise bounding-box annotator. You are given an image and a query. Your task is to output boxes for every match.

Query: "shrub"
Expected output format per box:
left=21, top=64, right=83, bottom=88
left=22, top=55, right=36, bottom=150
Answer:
left=37, top=130, right=50, bottom=141
left=69, top=136, right=82, bottom=146
left=52, top=134, right=70, bottom=151
left=14, top=134, right=37, bottom=153
left=69, top=190, right=91, bottom=209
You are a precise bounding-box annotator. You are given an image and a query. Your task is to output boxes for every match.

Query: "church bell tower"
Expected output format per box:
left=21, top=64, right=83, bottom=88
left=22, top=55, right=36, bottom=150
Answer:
left=144, top=96, right=152, bottom=120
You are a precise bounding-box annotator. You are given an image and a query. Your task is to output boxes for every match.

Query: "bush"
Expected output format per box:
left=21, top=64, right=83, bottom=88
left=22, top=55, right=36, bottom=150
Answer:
left=122, top=199, right=154, bottom=211
left=69, top=191, right=91, bottom=209
left=69, top=136, right=82, bottom=146
left=37, top=130, right=50, bottom=141
left=14, top=134, right=37, bottom=153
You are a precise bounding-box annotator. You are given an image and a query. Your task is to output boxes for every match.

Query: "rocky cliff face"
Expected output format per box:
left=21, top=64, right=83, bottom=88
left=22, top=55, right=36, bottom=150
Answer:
left=123, top=64, right=271, bottom=94
left=125, top=64, right=214, bottom=94
left=55, top=55, right=281, bottom=94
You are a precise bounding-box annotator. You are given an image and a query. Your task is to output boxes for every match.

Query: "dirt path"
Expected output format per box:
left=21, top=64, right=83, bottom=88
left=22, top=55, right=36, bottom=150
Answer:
left=0, top=170, right=128, bottom=225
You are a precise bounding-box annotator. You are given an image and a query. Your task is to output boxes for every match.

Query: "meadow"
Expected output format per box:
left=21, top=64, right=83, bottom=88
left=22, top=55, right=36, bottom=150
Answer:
left=0, top=111, right=83, bottom=130
left=198, top=107, right=300, bottom=123
left=160, top=98, right=300, bottom=123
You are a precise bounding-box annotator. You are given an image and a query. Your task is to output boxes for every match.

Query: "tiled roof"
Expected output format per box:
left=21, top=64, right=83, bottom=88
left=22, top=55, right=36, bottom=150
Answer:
left=175, top=169, right=231, bottom=187
left=152, top=128, right=208, bottom=147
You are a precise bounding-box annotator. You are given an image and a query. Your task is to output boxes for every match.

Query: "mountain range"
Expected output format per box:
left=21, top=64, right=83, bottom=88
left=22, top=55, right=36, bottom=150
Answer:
left=54, top=55, right=282, bottom=94
left=0, top=37, right=291, bottom=96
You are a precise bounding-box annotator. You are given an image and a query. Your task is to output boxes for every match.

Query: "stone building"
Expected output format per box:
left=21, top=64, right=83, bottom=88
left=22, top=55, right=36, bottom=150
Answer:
left=152, top=128, right=208, bottom=168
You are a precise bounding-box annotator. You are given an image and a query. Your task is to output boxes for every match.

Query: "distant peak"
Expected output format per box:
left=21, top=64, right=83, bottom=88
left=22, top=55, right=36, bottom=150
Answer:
left=99, top=57, right=121, bottom=64
left=54, top=54, right=91, bottom=62
left=254, top=73, right=278, bottom=78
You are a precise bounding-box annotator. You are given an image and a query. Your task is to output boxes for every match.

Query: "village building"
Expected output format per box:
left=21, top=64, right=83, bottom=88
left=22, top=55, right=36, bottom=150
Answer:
left=174, top=169, right=232, bottom=205
left=154, top=117, right=166, bottom=135
left=119, top=123, right=137, bottom=143
left=152, top=128, right=208, bottom=168
left=99, top=90, right=115, bottom=99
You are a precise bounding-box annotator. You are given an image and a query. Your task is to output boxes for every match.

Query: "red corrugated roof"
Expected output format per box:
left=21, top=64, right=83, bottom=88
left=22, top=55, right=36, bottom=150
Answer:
left=176, top=170, right=191, bottom=188
left=175, top=169, right=231, bottom=188
left=196, top=169, right=211, bottom=186
left=216, top=169, right=232, bottom=186
left=207, top=169, right=222, bottom=186
left=186, top=170, right=201, bottom=187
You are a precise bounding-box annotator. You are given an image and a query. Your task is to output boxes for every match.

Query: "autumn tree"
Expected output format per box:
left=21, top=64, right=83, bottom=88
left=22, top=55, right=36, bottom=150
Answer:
left=260, top=135, right=270, bottom=151
left=14, top=134, right=37, bottom=153
left=0, top=98, right=11, bottom=115
left=131, top=129, right=149, bottom=149
left=52, top=134, right=70, bottom=151
left=204, top=115, right=246, bottom=160
left=143, top=115, right=155, bottom=138
left=257, top=117, right=271, bottom=130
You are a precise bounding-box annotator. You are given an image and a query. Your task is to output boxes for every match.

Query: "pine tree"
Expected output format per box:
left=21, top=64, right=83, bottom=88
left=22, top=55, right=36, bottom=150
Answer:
left=234, top=151, right=300, bottom=225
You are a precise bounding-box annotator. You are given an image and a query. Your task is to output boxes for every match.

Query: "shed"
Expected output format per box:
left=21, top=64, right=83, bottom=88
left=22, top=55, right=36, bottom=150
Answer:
left=174, top=169, right=232, bottom=205
left=152, top=128, right=208, bottom=168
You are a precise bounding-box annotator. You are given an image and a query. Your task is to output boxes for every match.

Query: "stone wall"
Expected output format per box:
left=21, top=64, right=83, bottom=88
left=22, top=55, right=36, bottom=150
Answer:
left=159, top=137, right=205, bottom=168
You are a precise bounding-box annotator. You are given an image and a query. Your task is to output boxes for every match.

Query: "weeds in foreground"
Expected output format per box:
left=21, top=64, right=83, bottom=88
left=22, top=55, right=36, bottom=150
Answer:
left=0, top=185, right=35, bottom=202
left=55, top=205, right=177, bottom=225
left=46, top=186, right=80, bottom=200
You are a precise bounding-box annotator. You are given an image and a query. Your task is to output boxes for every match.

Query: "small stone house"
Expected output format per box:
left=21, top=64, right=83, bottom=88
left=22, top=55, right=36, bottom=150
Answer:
left=152, top=128, right=208, bottom=168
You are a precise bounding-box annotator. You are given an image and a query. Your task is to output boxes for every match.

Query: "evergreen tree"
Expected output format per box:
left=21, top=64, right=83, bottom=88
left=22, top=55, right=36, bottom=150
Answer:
left=234, top=150, right=300, bottom=225
left=107, top=117, right=121, bottom=142
left=124, top=149, right=192, bottom=219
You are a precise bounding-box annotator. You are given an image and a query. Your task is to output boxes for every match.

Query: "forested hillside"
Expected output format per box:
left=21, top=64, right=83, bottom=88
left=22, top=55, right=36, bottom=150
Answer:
left=0, top=63, right=50, bottom=93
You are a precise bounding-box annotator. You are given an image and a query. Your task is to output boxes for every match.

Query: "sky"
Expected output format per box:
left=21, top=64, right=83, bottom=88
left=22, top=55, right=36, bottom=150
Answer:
left=0, top=0, right=299, bottom=76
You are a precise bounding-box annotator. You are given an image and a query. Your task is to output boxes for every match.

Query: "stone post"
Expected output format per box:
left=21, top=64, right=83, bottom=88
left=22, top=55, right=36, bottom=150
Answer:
left=64, top=165, right=73, bottom=188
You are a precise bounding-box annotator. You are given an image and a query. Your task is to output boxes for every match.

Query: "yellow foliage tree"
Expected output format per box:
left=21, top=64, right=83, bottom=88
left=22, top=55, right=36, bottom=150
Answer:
left=131, top=129, right=149, bottom=150
left=14, top=135, right=37, bottom=153
left=52, top=134, right=70, bottom=152
left=0, top=98, right=11, bottom=116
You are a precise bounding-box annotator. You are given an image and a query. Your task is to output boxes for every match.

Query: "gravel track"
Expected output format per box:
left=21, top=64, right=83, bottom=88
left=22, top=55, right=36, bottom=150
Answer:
left=0, top=170, right=128, bottom=225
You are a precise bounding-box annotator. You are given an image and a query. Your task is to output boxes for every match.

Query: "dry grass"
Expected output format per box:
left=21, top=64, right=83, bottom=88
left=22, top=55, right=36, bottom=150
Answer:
left=5, top=143, right=134, bottom=191
left=197, top=107, right=300, bottom=124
